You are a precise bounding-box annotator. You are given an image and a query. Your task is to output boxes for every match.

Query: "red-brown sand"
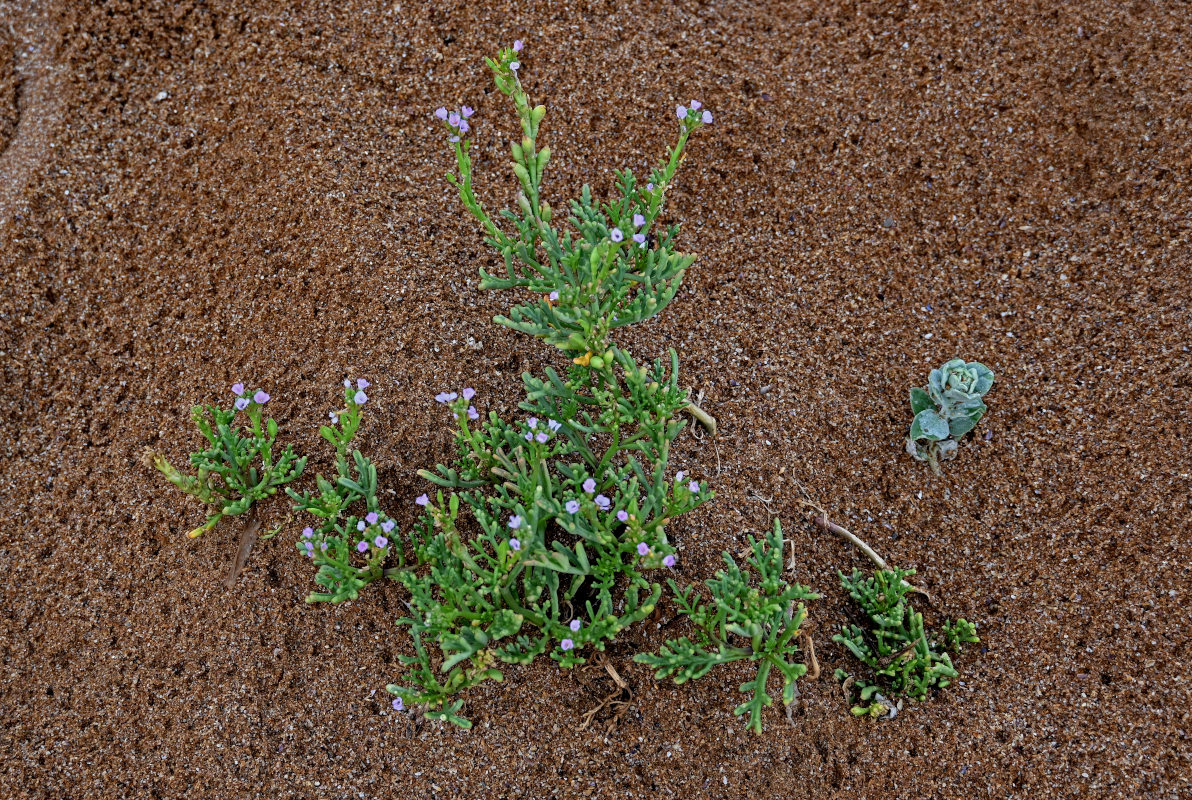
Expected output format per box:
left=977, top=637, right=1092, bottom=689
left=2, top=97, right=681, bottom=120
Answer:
left=1, top=0, right=1189, bottom=797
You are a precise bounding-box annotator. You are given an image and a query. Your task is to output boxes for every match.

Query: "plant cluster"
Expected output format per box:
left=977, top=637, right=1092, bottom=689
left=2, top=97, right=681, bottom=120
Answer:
left=906, top=359, right=995, bottom=474
left=635, top=520, right=819, bottom=732
left=833, top=567, right=978, bottom=718
left=383, top=43, right=715, bottom=727
left=146, top=384, right=306, bottom=538
left=145, top=45, right=985, bottom=732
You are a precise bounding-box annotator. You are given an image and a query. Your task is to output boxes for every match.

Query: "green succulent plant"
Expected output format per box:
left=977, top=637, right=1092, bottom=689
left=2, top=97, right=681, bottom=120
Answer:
left=146, top=385, right=305, bottom=538
left=635, top=520, right=820, bottom=733
left=906, top=358, right=994, bottom=474
left=833, top=567, right=978, bottom=718
left=384, top=44, right=714, bottom=728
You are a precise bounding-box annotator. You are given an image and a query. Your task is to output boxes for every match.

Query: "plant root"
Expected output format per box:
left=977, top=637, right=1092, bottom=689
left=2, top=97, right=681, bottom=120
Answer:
left=801, top=630, right=820, bottom=680
left=577, top=654, right=634, bottom=735
left=224, top=507, right=262, bottom=589
left=799, top=500, right=933, bottom=602
left=683, top=401, right=717, bottom=437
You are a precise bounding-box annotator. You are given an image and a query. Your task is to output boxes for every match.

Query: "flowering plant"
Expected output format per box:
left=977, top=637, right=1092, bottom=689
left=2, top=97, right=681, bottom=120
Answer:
left=287, top=380, right=401, bottom=603
left=833, top=567, right=978, bottom=718
left=145, top=385, right=305, bottom=538
left=387, top=44, right=714, bottom=728
left=906, top=359, right=994, bottom=474
left=635, top=520, right=819, bottom=733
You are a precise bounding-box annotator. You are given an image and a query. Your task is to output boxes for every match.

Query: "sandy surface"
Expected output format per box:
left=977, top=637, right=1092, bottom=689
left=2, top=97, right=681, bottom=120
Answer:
left=1, top=0, right=1189, bottom=797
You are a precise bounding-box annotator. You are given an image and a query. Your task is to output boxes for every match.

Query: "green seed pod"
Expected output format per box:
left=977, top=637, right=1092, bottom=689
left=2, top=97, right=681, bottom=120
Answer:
left=531, top=105, right=546, bottom=125
left=521, top=136, right=533, bottom=155
left=511, top=162, right=531, bottom=188
left=589, top=356, right=606, bottom=370
left=540, top=202, right=552, bottom=221
left=536, top=145, right=550, bottom=171
left=511, top=141, right=524, bottom=162
left=517, top=192, right=532, bottom=217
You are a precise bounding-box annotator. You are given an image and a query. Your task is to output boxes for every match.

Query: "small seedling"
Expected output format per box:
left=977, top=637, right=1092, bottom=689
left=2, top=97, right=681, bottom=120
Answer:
left=635, top=520, right=820, bottom=733
left=146, top=384, right=305, bottom=538
left=287, top=380, right=401, bottom=603
left=833, top=566, right=978, bottom=718
left=906, top=358, right=994, bottom=473
left=386, top=43, right=714, bottom=728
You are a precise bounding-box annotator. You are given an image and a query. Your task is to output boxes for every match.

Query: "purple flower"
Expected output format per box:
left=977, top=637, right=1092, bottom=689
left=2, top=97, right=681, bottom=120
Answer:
left=458, top=119, right=470, bottom=134
left=366, top=512, right=379, bottom=525
left=381, top=520, right=396, bottom=534
left=689, top=100, right=702, bottom=110
left=449, top=135, right=460, bottom=143
left=329, top=411, right=339, bottom=423
left=231, top=383, right=245, bottom=395
left=637, top=542, right=650, bottom=556
left=462, top=387, right=475, bottom=400
left=582, top=478, right=596, bottom=494
left=302, top=527, right=314, bottom=539
left=633, top=214, right=645, bottom=227
left=435, top=392, right=457, bottom=403
left=525, top=432, right=533, bottom=441
left=415, top=494, right=429, bottom=506
left=253, top=390, right=270, bottom=404
left=320, top=542, right=329, bottom=552
left=565, top=500, right=580, bottom=514
left=616, top=510, right=629, bottom=523
left=357, top=540, right=369, bottom=553
left=392, top=697, right=404, bottom=711
left=569, top=619, right=581, bottom=632
left=435, top=107, right=448, bottom=120
left=468, top=406, right=479, bottom=420
left=647, top=183, right=654, bottom=191
left=509, top=537, right=521, bottom=551
left=513, top=40, right=524, bottom=52
left=594, top=494, right=610, bottom=511
left=676, top=471, right=685, bottom=481
left=702, top=110, right=713, bottom=124
left=357, top=520, right=367, bottom=531
left=663, top=554, right=676, bottom=568
left=302, top=541, right=314, bottom=556
left=354, top=390, right=368, bottom=405
left=448, top=111, right=460, bottom=126
left=461, top=106, right=474, bottom=118
left=235, top=397, right=250, bottom=411
left=676, top=104, right=687, bottom=120
left=536, top=432, right=549, bottom=444
left=549, top=291, right=559, bottom=301
left=688, top=480, right=700, bottom=493
left=357, top=378, right=370, bottom=390
left=344, top=379, right=352, bottom=388
left=508, top=515, right=522, bottom=530
left=560, top=638, right=574, bottom=651
left=374, top=536, right=388, bottom=548
left=547, top=419, right=561, bottom=432
left=610, top=229, right=624, bottom=243
left=528, top=417, right=538, bottom=429
left=510, top=61, right=520, bottom=71
left=632, top=233, right=646, bottom=245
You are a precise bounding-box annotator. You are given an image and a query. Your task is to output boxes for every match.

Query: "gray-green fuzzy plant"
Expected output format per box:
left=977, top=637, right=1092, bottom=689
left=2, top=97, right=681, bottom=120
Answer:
left=635, top=520, right=819, bottom=733
left=385, top=44, right=714, bottom=729
left=833, top=567, right=978, bottom=718
left=146, top=385, right=305, bottom=538
left=906, top=359, right=994, bottom=474
left=288, top=380, right=402, bottom=603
